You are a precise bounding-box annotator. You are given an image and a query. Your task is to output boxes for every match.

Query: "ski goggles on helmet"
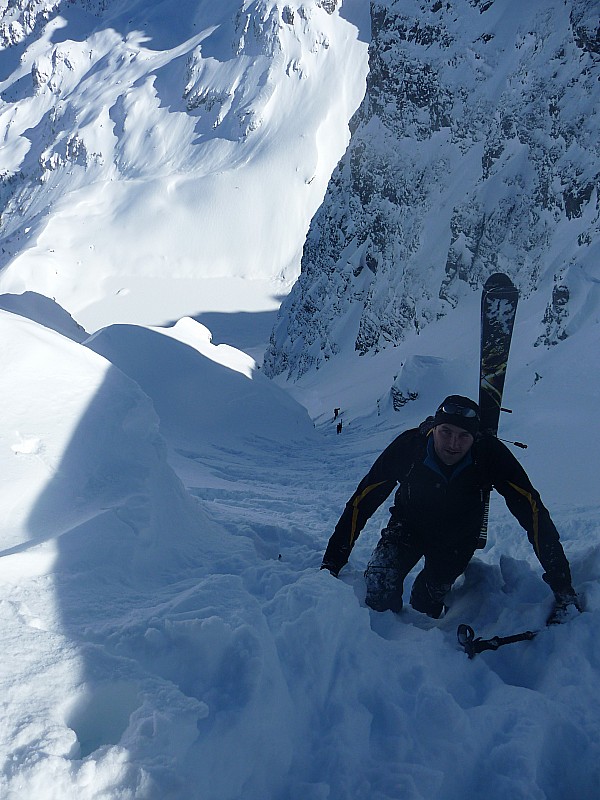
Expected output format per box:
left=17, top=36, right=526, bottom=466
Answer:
left=438, top=402, right=479, bottom=419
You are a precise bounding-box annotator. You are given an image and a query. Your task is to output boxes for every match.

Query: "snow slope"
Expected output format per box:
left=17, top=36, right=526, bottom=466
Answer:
left=1, top=280, right=600, bottom=799
left=0, top=1, right=599, bottom=798
left=0, top=0, right=370, bottom=331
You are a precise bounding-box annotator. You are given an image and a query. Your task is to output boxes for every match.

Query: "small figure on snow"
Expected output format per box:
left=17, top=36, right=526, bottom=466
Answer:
left=334, top=407, right=341, bottom=420
left=321, top=395, right=580, bottom=624
left=336, top=420, right=343, bottom=435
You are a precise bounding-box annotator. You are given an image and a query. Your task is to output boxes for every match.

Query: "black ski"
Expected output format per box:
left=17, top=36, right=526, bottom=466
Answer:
left=477, top=273, right=519, bottom=548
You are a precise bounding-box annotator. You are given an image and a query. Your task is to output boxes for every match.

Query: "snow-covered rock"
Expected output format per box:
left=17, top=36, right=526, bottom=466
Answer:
left=264, top=0, right=600, bottom=379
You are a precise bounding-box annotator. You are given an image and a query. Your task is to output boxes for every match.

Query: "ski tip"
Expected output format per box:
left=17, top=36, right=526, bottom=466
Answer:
left=483, top=272, right=516, bottom=291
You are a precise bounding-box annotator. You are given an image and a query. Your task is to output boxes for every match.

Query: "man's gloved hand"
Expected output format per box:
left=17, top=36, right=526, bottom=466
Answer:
left=547, top=588, right=582, bottom=625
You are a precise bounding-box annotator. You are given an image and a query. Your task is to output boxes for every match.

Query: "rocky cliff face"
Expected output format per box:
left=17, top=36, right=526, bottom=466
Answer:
left=264, top=0, right=599, bottom=380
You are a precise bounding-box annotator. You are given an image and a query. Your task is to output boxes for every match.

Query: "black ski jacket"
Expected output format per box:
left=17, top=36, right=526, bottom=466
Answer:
left=322, top=422, right=572, bottom=594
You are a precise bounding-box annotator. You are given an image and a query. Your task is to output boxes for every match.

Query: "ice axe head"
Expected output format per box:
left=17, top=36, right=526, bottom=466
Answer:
left=457, top=624, right=477, bottom=658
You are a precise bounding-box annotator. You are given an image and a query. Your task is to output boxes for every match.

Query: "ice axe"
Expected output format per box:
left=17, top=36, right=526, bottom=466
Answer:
left=457, top=623, right=537, bottom=658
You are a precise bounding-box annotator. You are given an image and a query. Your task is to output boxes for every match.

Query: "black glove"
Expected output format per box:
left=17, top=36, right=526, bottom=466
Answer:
left=547, top=588, right=582, bottom=625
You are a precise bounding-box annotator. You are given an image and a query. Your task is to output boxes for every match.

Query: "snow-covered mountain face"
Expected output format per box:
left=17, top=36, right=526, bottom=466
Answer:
left=0, top=0, right=369, bottom=330
left=1, top=5, right=600, bottom=797
left=264, top=0, right=599, bottom=380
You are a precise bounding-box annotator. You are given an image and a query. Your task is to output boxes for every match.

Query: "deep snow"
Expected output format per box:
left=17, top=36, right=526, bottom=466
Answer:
left=1, top=282, right=599, bottom=799
left=0, top=1, right=599, bottom=799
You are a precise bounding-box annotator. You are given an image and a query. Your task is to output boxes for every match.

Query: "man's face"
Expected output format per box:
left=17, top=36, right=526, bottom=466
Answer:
left=432, top=423, right=474, bottom=466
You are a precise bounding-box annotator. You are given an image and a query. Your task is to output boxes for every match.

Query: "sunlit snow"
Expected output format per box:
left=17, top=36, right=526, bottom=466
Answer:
left=0, top=2, right=599, bottom=799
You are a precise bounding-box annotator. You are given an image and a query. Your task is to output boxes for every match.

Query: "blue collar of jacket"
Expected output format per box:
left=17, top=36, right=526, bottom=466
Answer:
left=424, top=435, right=473, bottom=482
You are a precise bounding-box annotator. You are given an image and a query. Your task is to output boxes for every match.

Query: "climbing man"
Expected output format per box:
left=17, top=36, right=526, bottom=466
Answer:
left=321, top=395, right=580, bottom=624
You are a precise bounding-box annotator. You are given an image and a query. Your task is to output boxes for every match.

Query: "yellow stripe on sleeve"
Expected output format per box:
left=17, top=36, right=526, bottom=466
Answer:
left=349, top=481, right=388, bottom=546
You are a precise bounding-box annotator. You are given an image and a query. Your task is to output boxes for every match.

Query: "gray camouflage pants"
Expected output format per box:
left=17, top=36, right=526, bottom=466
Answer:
left=364, top=521, right=475, bottom=617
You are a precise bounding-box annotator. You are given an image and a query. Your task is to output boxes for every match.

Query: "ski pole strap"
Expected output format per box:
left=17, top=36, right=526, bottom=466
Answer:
left=457, top=624, right=537, bottom=658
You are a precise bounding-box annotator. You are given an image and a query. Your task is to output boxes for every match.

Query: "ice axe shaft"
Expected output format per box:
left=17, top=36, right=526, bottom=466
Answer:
left=457, top=624, right=537, bottom=658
